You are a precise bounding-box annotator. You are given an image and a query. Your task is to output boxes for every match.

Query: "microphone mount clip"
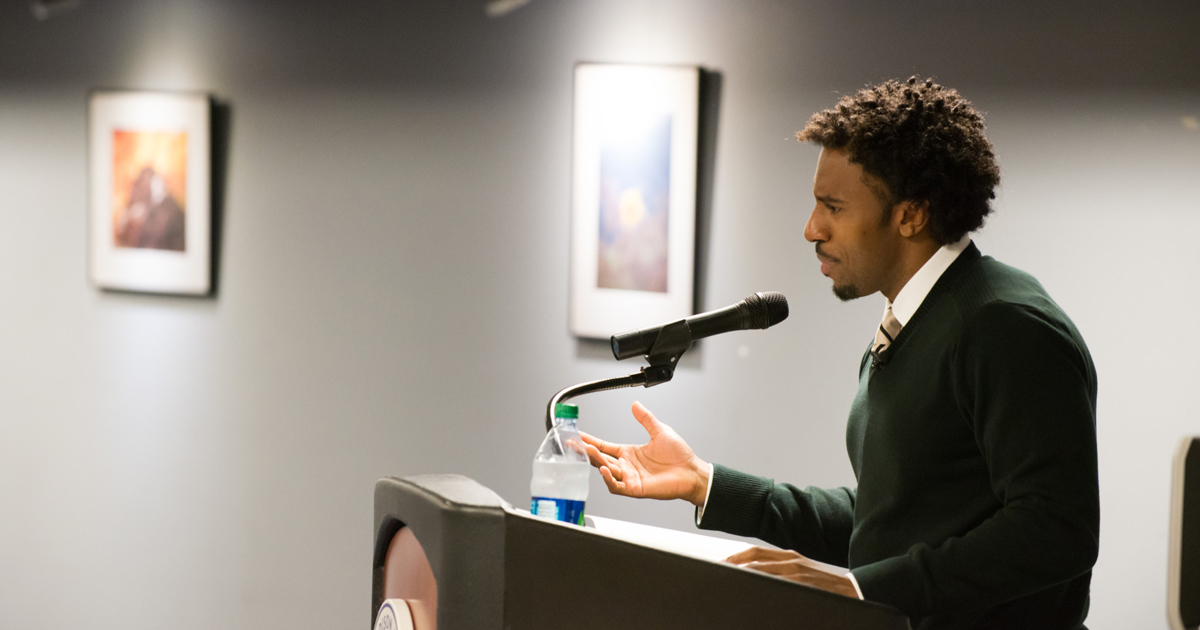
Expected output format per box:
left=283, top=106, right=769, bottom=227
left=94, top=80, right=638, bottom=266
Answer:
left=639, top=318, right=692, bottom=387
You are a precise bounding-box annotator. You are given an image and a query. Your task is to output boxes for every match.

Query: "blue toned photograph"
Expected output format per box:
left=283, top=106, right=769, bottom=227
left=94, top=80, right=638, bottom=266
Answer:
left=596, top=112, right=672, bottom=293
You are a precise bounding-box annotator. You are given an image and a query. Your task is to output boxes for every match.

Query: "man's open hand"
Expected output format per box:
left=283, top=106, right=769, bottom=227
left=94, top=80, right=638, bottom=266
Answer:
left=579, top=402, right=710, bottom=506
left=725, top=546, right=860, bottom=599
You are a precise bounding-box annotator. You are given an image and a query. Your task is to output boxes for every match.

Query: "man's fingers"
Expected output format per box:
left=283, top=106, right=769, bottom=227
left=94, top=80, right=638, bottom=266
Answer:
left=583, top=443, right=606, bottom=468
left=741, top=560, right=802, bottom=577
left=584, top=443, right=621, bottom=470
left=599, top=466, right=628, bottom=495
left=725, top=546, right=800, bottom=565
left=734, top=559, right=856, bottom=596
left=725, top=547, right=766, bottom=565
left=579, top=431, right=623, bottom=458
left=631, top=401, right=666, bottom=437
left=599, top=461, right=625, bottom=483
left=724, top=548, right=756, bottom=564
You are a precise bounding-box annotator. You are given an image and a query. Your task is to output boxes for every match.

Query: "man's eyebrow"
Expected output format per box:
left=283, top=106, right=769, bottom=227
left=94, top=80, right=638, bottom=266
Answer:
left=816, top=194, right=846, bottom=204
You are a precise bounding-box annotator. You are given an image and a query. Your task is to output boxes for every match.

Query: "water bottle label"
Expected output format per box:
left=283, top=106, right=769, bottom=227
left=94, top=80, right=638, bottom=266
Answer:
left=530, top=497, right=585, bottom=525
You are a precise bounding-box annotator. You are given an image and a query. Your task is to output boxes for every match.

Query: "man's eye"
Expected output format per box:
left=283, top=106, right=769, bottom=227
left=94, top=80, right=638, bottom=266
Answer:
left=825, top=203, right=839, bottom=213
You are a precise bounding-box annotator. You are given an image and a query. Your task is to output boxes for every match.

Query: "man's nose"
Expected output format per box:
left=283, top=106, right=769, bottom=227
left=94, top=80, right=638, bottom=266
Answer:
left=804, top=208, right=826, bottom=243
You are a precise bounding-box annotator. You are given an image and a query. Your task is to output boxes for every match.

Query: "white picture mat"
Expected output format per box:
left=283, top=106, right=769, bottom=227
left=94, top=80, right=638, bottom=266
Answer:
left=89, top=91, right=211, bottom=295
left=570, top=64, right=699, bottom=339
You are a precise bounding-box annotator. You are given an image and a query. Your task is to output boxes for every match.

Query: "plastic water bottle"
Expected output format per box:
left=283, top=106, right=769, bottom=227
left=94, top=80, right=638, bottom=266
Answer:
left=530, top=403, right=590, bottom=525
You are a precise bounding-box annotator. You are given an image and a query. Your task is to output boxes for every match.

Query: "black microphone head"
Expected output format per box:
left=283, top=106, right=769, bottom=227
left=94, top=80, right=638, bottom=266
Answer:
left=745, top=291, right=789, bottom=329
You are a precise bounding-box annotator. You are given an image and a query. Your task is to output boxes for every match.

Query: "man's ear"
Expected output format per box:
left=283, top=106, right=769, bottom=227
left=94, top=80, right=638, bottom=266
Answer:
left=894, top=200, right=931, bottom=238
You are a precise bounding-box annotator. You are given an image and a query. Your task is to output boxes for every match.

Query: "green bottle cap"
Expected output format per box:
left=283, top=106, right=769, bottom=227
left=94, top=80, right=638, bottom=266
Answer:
left=554, top=403, right=579, bottom=419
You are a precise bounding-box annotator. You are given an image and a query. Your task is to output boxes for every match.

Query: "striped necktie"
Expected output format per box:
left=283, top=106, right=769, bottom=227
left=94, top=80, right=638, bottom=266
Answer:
left=873, top=305, right=902, bottom=356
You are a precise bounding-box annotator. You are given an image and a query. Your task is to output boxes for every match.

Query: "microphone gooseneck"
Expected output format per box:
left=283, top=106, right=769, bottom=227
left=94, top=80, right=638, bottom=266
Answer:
left=543, top=291, right=789, bottom=430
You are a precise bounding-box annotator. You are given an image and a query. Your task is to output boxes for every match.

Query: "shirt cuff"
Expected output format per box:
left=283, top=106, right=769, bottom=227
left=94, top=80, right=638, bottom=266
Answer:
left=694, top=462, right=716, bottom=526
left=846, top=571, right=865, bottom=600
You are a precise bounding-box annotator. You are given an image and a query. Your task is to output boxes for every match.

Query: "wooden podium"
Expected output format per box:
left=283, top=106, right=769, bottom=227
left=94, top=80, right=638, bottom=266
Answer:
left=372, top=474, right=910, bottom=629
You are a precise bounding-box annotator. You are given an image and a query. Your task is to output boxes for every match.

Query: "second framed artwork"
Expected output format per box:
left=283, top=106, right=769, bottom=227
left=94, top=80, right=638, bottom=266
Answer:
left=88, top=90, right=212, bottom=295
left=570, top=63, right=700, bottom=339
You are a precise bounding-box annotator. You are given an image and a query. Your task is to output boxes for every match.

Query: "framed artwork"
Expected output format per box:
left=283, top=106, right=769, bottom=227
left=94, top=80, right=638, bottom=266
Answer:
left=88, top=90, right=212, bottom=295
left=570, top=63, right=700, bottom=339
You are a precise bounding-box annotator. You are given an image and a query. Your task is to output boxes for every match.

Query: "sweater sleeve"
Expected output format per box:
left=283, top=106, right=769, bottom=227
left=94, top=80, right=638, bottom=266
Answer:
left=697, top=463, right=857, bottom=566
left=851, top=301, right=1100, bottom=618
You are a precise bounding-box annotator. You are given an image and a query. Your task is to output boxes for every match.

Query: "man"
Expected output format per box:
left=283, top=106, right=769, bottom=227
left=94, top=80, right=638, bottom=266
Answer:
left=580, top=77, right=1100, bottom=630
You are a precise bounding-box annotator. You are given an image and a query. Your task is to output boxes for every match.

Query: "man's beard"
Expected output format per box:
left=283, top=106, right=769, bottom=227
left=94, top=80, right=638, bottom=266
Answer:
left=832, top=283, right=860, bottom=301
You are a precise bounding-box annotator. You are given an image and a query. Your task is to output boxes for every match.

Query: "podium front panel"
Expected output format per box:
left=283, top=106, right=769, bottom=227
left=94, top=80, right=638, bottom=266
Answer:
left=373, top=475, right=911, bottom=630
left=505, top=511, right=908, bottom=630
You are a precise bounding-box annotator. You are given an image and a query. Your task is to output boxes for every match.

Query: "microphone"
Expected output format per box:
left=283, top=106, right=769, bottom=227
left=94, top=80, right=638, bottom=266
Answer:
left=610, top=292, right=789, bottom=360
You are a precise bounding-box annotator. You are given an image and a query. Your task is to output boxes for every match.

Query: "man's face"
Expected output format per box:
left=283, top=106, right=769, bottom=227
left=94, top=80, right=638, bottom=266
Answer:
left=804, top=148, right=901, bottom=301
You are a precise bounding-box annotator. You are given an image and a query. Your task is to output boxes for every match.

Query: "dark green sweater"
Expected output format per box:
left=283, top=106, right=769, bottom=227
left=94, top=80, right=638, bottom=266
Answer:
left=700, top=243, right=1099, bottom=630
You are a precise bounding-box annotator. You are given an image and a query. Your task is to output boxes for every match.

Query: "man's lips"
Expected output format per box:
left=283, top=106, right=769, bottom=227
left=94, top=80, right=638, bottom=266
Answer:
left=816, top=252, right=838, bottom=276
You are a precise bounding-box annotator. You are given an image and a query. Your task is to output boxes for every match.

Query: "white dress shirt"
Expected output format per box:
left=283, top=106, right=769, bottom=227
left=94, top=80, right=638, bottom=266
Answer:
left=887, top=235, right=971, bottom=326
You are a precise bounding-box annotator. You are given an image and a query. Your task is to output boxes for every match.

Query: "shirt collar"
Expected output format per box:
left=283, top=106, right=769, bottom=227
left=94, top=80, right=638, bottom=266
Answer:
left=886, top=235, right=971, bottom=326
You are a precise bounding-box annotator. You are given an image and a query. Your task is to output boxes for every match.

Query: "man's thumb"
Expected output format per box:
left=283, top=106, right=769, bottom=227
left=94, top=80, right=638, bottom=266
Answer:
left=631, top=401, right=665, bottom=437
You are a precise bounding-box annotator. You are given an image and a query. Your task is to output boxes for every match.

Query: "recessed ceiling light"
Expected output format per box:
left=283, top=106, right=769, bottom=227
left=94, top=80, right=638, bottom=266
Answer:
left=31, top=0, right=82, bottom=21
left=485, top=0, right=531, bottom=18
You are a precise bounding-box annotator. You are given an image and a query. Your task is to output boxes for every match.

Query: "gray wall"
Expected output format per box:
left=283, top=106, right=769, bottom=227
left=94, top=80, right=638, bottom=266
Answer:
left=1, top=1, right=1198, bottom=628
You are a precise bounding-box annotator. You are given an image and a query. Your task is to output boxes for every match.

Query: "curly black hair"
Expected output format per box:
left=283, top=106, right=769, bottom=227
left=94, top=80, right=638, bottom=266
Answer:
left=797, top=76, right=1001, bottom=244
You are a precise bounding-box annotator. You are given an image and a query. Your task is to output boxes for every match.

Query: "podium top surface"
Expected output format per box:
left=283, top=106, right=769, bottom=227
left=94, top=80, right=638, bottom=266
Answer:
left=380, top=474, right=509, bottom=510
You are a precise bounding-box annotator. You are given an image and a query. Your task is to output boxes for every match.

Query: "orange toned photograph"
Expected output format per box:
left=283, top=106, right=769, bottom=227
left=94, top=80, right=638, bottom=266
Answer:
left=111, top=130, right=188, bottom=251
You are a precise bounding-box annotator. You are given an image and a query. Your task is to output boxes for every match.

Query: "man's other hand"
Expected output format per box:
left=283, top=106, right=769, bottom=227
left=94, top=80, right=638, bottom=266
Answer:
left=725, top=546, right=860, bottom=599
left=579, top=402, right=710, bottom=506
